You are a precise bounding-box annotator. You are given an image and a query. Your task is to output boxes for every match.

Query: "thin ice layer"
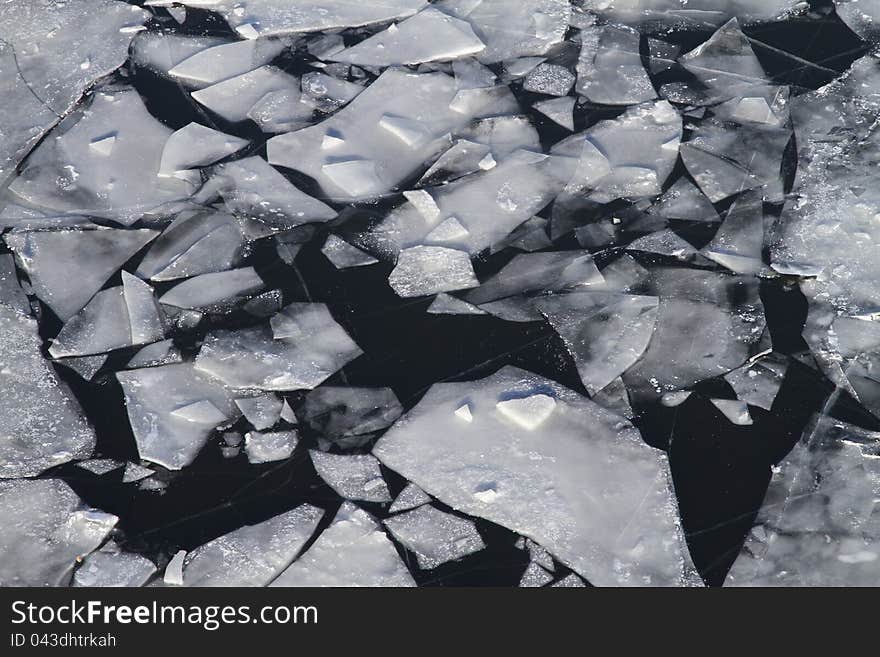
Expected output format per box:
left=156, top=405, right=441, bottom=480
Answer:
left=384, top=504, right=486, bottom=569
left=374, top=366, right=700, bottom=586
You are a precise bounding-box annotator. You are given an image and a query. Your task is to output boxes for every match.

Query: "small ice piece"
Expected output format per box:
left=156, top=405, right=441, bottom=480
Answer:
left=321, top=235, right=378, bottom=269
left=526, top=538, right=555, bottom=572
left=504, top=56, right=546, bottom=79
left=77, top=459, right=123, bottom=476
left=198, top=157, right=335, bottom=230
left=496, top=394, right=556, bottom=430
left=709, top=399, right=753, bottom=426
left=117, top=362, right=240, bottom=470
left=127, top=339, right=182, bottom=369
left=8, top=89, right=192, bottom=225
left=235, top=394, right=284, bottom=430
left=523, top=63, right=575, bottom=96
left=577, top=25, right=656, bottom=105
left=271, top=502, right=415, bottom=587
left=388, top=246, right=478, bottom=298
left=661, top=391, right=692, bottom=407
left=181, top=504, right=324, bottom=586
left=726, top=416, right=880, bottom=586
left=329, top=7, right=485, bottom=66
left=5, top=227, right=158, bottom=321
left=628, top=230, right=699, bottom=260
left=374, top=366, right=700, bottom=586
left=73, top=544, right=156, bottom=587
left=454, top=403, right=474, bottom=422
left=427, top=294, right=486, bottom=316
left=300, top=72, right=364, bottom=113
left=159, top=123, right=248, bottom=177
left=56, top=354, right=109, bottom=381
left=0, top=305, right=96, bottom=478
left=389, top=483, right=432, bottom=513
left=552, top=573, right=586, bottom=587
left=160, top=268, right=264, bottom=311
left=384, top=505, right=486, bottom=569
left=191, top=66, right=302, bottom=123
left=171, top=400, right=228, bottom=425
left=520, top=561, right=554, bottom=587
left=0, top=479, right=117, bottom=586
left=197, top=303, right=362, bottom=390
left=310, top=451, right=392, bottom=503
left=533, top=96, right=576, bottom=131
left=723, top=358, right=787, bottom=411
left=425, top=217, right=470, bottom=244
left=122, top=462, right=155, bottom=484
left=168, top=38, right=287, bottom=87
left=89, top=135, right=116, bottom=157
left=444, top=0, right=570, bottom=63
left=244, top=290, right=284, bottom=318
left=164, top=550, right=187, bottom=586
left=245, top=429, right=299, bottom=463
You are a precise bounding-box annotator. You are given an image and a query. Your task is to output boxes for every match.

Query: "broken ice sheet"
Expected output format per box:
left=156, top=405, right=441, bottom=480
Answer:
left=158, top=123, right=248, bottom=178
left=0, top=305, right=96, bottom=478
left=0, top=0, right=148, bottom=184
left=311, top=451, right=391, bottom=503
left=272, top=502, right=415, bottom=587
left=117, top=362, right=240, bottom=470
left=159, top=267, right=264, bottom=312
left=195, top=303, right=362, bottom=390
left=321, top=235, right=378, bottom=269
left=374, top=366, right=700, bottom=586
left=5, top=227, right=157, bottom=321
left=534, top=292, right=660, bottom=396
left=383, top=505, right=486, bottom=570
left=181, top=504, right=324, bottom=586
left=328, top=7, right=485, bottom=66
left=155, top=0, right=428, bottom=39
left=519, top=561, right=553, bottom=587
left=0, top=478, right=117, bottom=586
left=726, top=416, right=880, bottom=586
left=8, top=88, right=193, bottom=224
left=192, top=65, right=303, bottom=124
left=167, top=37, right=289, bottom=88
left=267, top=68, right=518, bottom=202
left=389, top=483, right=432, bottom=514
left=576, top=24, right=656, bottom=105
left=723, top=356, right=788, bottom=411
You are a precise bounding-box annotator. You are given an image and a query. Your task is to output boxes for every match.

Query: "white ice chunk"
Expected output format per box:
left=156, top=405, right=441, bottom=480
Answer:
left=77, top=459, right=123, bottom=476
left=196, top=303, right=362, bottom=390
left=310, top=451, right=391, bottom=503
left=723, top=357, right=787, bottom=411
left=164, top=550, right=187, bottom=586
left=168, top=38, right=287, bottom=87
left=122, top=462, right=154, bottom=484
left=191, top=66, right=301, bottom=123
left=374, top=366, right=700, bottom=586
left=520, top=561, right=553, bottom=587
left=245, top=429, right=299, bottom=463
left=577, top=25, right=656, bottom=105
left=455, top=403, right=474, bottom=422
left=127, top=339, right=182, bottom=369
left=427, top=293, right=486, bottom=316
left=73, top=544, right=156, bottom=587
left=384, top=505, right=486, bottom=569
left=389, top=246, right=478, bottom=298
left=171, top=400, right=228, bottom=425
left=300, top=72, right=363, bottom=113
left=271, top=502, right=415, bottom=587
left=321, top=235, right=379, bottom=269
left=0, top=479, right=117, bottom=586
left=160, top=268, right=264, bottom=311
left=235, top=394, right=283, bottom=430
left=533, top=96, right=576, bottom=131
left=522, top=63, right=576, bottom=96
left=182, top=504, right=324, bottom=586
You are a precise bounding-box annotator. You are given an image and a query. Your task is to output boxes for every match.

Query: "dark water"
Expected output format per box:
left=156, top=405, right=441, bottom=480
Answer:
left=22, top=0, right=873, bottom=586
